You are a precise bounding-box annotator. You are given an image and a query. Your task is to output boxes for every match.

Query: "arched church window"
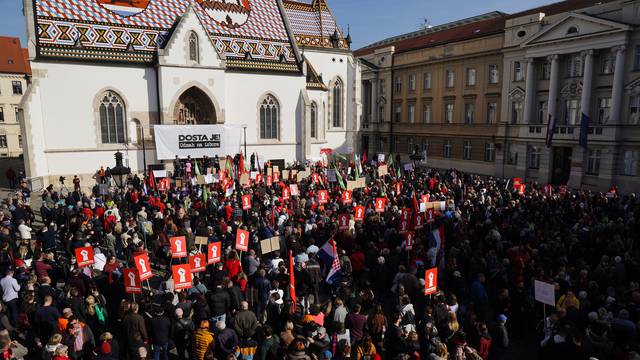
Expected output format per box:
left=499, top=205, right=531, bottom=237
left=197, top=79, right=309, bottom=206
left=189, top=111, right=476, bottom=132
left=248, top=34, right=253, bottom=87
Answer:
left=99, top=91, right=126, bottom=144
left=311, top=102, right=317, bottom=139
left=189, top=32, right=199, bottom=63
left=260, top=95, right=279, bottom=140
left=331, top=78, right=343, bottom=128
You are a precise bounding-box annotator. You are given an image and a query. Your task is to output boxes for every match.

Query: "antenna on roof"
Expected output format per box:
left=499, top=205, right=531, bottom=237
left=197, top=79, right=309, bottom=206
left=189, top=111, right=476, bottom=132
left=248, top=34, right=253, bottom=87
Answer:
left=419, top=18, right=432, bottom=30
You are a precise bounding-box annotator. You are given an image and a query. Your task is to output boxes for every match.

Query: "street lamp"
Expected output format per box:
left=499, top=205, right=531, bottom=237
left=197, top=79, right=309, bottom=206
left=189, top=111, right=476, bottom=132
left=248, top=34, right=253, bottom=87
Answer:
left=110, top=151, right=131, bottom=189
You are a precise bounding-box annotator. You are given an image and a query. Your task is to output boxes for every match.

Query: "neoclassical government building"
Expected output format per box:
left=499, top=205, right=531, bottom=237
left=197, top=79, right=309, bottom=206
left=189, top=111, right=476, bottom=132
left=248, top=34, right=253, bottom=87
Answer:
left=20, top=0, right=360, bottom=187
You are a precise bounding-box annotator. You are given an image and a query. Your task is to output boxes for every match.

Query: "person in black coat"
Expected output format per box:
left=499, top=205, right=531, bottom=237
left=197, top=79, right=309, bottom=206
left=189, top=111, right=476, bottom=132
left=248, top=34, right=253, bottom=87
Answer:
left=148, top=307, right=172, bottom=360
left=208, top=283, right=231, bottom=323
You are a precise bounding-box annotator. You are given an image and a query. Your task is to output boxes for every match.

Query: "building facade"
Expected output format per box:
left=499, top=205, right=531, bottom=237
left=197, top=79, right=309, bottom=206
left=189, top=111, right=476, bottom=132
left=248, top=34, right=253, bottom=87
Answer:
left=356, top=13, right=506, bottom=174
left=499, top=0, right=640, bottom=192
left=20, top=0, right=359, bottom=188
left=0, top=37, right=30, bottom=158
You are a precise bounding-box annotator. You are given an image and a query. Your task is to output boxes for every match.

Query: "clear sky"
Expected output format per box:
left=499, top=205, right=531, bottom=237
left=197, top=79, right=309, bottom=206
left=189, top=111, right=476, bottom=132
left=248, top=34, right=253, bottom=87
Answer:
left=0, top=0, right=560, bottom=49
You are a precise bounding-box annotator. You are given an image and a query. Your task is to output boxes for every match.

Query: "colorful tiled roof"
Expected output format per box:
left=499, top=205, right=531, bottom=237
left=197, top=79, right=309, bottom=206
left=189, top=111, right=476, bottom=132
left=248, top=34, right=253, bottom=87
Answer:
left=282, top=0, right=349, bottom=50
left=34, top=0, right=301, bottom=71
left=0, top=37, right=31, bottom=75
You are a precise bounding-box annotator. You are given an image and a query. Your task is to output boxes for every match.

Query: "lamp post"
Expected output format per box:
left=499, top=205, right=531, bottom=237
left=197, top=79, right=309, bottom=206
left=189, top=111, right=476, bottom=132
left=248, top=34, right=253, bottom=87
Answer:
left=242, top=125, right=247, bottom=158
left=110, top=151, right=131, bottom=189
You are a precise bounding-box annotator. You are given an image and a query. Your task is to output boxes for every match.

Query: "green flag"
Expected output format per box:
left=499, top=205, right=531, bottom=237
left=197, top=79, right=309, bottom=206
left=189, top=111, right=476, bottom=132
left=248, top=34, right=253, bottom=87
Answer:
left=334, top=164, right=346, bottom=190
left=334, top=153, right=347, bottom=162
left=202, top=184, right=209, bottom=203
left=194, top=160, right=201, bottom=176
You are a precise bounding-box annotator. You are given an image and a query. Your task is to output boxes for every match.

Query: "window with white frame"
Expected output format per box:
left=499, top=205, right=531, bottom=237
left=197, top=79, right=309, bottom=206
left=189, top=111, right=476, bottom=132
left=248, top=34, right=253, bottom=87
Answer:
left=422, top=103, right=432, bottom=123
left=511, top=101, right=523, bottom=124
left=394, top=77, right=402, bottom=93
left=601, top=51, right=615, bottom=74
left=487, top=102, right=497, bottom=124
left=567, top=54, right=583, bottom=77
left=408, top=103, right=416, bottom=124
left=445, top=103, right=454, bottom=124
left=446, top=70, right=455, bottom=88
left=514, top=61, right=524, bottom=81
left=408, top=74, right=416, bottom=92
left=629, top=94, right=640, bottom=125
left=506, top=143, right=518, bottom=165
left=587, top=149, right=601, bottom=175
left=564, top=99, right=580, bottom=125
left=538, top=101, right=548, bottom=125
left=464, top=103, right=474, bottom=124
left=466, top=68, right=476, bottom=86
left=12, top=81, right=22, bottom=95
left=463, top=141, right=472, bottom=160
left=443, top=140, right=452, bottom=158
left=423, top=72, right=432, bottom=89
left=260, top=95, right=280, bottom=140
left=310, top=102, right=317, bottom=139
left=541, top=60, right=551, bottom=80
left=99, top=91, right=127, bottom=144
left=485, top=142, right=495, bottom=162
left=622, top=149, right=638, bottom=176
left=189, top=32, right=199, bottom=63
left=489, top=65, right=499, bottom=84
left=597, top=98, right=611, bottom=125
left=394, top=104, right=402, bottom=122
left=528, top=146, right=541, bottom=169
left=0, top=136, right=6, bottom=148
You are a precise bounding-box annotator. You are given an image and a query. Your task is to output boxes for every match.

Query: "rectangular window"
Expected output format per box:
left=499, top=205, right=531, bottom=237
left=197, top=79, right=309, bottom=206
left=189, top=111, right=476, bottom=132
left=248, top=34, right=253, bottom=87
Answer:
left=0, top=107, right=3, bottom=122
left=506, top=143, right=518, bottom=165
left=587, top=149, right=601, bottom=175
left=466, top=68, right=476, bottom=86
left=487, top=102, right=497, bottom=124
left=463, top=141, right=472, bottom=160
left=423, top=103, right=432, bottom=123
left=14, top=107, right=19, bottom=122
left=0, top=136, right=6, bottom=148
left=564, top=99, right=580, bottom=125
left=598, top=98, right=611, bottom=125
left=464, top=103, right=475, bottom=124
left=11, top=81, right=22, bottom=95
left=528, top=146, right=541, bottom=169
left=538, top=101, right=548, bottom=125
left=423, top=73, right=432, bottom=89
left=514, top=61, right=524, bottom=81
left=485, top=142, right=495, bottom=162
left=443, top=140, right=452, bottom=158
left=541, top=61, right=551, bottom=80
left=446, top=70, right=455, bottom=88
left=489, top=65, right=499, bottom=84
left=511, top=101, right=523, bottom=124
left=601, top=51, right=615, bottom=74
left=445, top=103, right=454, bottom=124
left=408, top=74, right=416, bottom=92
left=568, top=54, right=583, bottom=77
left=18, top=135, right=22, bottom=149
left=394, top=77, right=402, bottom=93
left=394, top=104, right=402, bottom=122
left=630, top=95, right=640, bottom=125
left=622, top=149, right=638, bottom=176
left=408, top=103, right=416, bottom=124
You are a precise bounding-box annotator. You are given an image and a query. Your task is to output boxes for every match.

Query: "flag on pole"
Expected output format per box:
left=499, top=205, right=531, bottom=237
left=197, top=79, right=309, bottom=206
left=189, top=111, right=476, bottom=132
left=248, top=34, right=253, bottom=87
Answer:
left=318, top=239, right=341, bottom=285
left=579, top=112, right=590, bottom=149
left=335, top=153, right=347, bottom=162
left=194, top=160, right=201, bottom=176
left=361, top=149, right=367, bottom=165
left=289, top=250, right=297, bottom=313
left=546, top=113, right=556, bottom=148
left=354, top=154, right=361, bottom=178
left=334, top=165, right=346, bottom=190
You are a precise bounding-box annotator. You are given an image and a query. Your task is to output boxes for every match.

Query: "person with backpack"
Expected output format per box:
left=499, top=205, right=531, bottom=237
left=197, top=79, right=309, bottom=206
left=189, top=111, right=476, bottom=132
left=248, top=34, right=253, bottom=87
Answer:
left=399, top=295, right=416, bottom=333
left=172, top=308, right=194, bottom=360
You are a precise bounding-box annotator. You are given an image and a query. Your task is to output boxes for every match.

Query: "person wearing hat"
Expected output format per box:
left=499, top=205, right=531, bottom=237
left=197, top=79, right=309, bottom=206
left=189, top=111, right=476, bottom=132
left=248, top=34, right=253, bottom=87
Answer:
left=192, top=320, right=214, bottom=360
left=492, top=314, right=509, bottom=358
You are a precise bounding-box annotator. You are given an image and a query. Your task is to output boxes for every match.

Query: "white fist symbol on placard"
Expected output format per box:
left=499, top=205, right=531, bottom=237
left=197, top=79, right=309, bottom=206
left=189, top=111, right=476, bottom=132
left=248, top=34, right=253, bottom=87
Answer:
left=194, top=258, right=201, bottom=268
left=177, top=268, right=187, bottom=282
left=212, top=247, right=218, bottom=257
left=80, top=250, right=89, bottom=261
left=175, top=239, right=183, bottom=251
left=138, top=259, right=148, bottom=273
left=240, top=233, right=246, bottom=245
left=428, top=273, right=434, bottom=287
left=128, top=272, right=136, bottom=286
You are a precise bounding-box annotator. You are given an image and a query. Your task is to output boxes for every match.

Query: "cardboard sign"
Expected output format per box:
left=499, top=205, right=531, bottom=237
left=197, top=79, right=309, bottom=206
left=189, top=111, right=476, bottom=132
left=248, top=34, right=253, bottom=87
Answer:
left=207, top=242, right=222, bottom=264
left=195, top=236, right=209, bottom=246
left=354, top=206, right=365, bottom=221
left=414, top=213, right=424, bottom=230
left=170, top=236, right=187, bottom=258
left=236, top=229, right=249, bottom=252
left=189, top=254, right=207, bottom=273
left=398, top=219, right=410, bottom=234
left=266, top=175, right=273, bottom=187
left=404, top=231, right=415, bottom=250
left=404, top=163, right=414, bottom=172
left=196, top=175, right=205, bottom=185
left=377, top=154, right=385, bottom=162
left=357, top=177, right=366, bottom=189
left=273, top=172, right=280, bottom=183
left=240, top=174, right=250, bottom=186
left=242, top=194, right=252, bottom=210
left=282, top=186, right=291, bottom=200
left=204, top=174, right=214, bottom=184
left=375, top=198, right=386, bottom=213
left=378, top=165, right=388, bottom=176
left=426, top=208, right=435, bottom=223
left=534, top=280, right=555, bottom=306
left=75, top=246, right=95, bottom=268
left=338, top=214, right=350, bottom=230
left=260, top=236, right=281, bottom=254
left=296, top=171, right=310, bottom=182
left=172, top=264, right=192, bottom=290
left=312, top=173, right=320, bottom=184
left=124, top=268, right=142, bottom=294
left=318, top=190, right=329, bottom=204
left=424, top=267, right=438, bottom=295
left=347, top=181, right=358, bottom=191
left=134, top=252, right=153, bottom=281
left=342, top=190, right=353, bottom=204
left=290, top=184, right=299, bottom=196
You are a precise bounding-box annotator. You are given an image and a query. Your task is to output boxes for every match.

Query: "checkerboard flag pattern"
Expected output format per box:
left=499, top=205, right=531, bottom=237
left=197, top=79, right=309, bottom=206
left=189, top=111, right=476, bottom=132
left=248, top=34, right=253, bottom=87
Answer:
left=319, top=238, right=341, bottom=285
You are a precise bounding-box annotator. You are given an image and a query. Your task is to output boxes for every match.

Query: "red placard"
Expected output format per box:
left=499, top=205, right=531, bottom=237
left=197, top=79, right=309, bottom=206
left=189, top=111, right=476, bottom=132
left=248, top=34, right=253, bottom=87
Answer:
left=338, top=214, right=350, bottom=230
left=158, top=178, right=169, bottom=192
left=401, top=208, right=411, bottom=222
left=236, top=229, right=249, bottom=252
left=290, top=184, right=299, bottom=196
left=189, top=254, right=207, bottom=273
left=242, top=194, right=252, bottom=210
left=354, top=206, right=365, bottom=221
left=342, top=190, right=353, bottom=204
left=395, top=182, right=402, bottom=194
left=375, top=198, right=386, bottom=213
left=282, top=187, right=290, bottom=200
left=398, top=219, right=409, bottom=234
left=207, top=242, right=222, bottom=264
left=513, top=177, right=522, bottom=188
left=560, top=185, right=568, bottom=196
left=172, top=264, right=192, bottom=290
left=75, top=246, right=95, bottom=268
left=134, top=252, right=153, bottom=281
left=426, top=208, right=435, bottom=223
left=517, top=184, right=526, bottom=195
left=170, top=236, right=187, bottom=258
left=256, top=174, right=263, bottom=184
left=404, top=231, right=415, bottom=250
left=318, top=190, right=329, bottom=205
left=414, top=213, right=424, bottom=230
left=273, top=172, right=280, bottom=183
left=124, top=268, right=142, bottom=294
left=312, top=173, right=320, bottom=184
left=266, top=175, right=273, bottom=187
left=424, top=267, right=438, bottom=295
left=421, top=194, right=430, bottom=204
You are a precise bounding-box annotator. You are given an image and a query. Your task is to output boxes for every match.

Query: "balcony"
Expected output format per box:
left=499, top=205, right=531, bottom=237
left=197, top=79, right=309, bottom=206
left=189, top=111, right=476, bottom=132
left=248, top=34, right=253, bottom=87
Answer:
left=507, top=124, right=616, bottom=142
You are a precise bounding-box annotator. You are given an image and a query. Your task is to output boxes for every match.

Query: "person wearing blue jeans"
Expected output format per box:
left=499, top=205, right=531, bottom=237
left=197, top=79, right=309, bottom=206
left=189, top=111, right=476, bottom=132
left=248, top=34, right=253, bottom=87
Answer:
left=148, top=308, right=171, bottom=360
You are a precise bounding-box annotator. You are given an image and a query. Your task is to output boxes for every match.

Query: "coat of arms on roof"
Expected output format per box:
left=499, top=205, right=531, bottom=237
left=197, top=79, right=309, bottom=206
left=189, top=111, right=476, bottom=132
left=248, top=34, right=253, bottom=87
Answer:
left=197, top=0, right=252, bottom=29
left=96, top=0, right=151, bottom=17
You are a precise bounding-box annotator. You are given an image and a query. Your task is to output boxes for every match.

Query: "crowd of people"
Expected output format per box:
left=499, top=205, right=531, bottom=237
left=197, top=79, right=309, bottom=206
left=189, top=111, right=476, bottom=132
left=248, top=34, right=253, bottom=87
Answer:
left=0, top=152, right=638, bottom=360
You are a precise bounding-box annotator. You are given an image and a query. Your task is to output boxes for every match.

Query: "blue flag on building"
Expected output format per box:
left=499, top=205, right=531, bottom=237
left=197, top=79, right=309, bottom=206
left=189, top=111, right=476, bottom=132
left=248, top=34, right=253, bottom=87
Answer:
left=545, top=113, right=556, bottom=148
left=579, top=112, right=589, bottom=149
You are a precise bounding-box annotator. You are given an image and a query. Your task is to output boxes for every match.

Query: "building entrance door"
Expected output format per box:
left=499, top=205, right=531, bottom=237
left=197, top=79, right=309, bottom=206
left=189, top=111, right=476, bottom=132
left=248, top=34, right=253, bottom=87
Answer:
left=552, top=147, right=572, bottom=185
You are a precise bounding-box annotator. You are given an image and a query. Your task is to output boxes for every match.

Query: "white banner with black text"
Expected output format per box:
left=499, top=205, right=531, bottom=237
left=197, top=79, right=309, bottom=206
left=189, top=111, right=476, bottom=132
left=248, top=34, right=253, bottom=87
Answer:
left=154, top=125, right=243, bottom=160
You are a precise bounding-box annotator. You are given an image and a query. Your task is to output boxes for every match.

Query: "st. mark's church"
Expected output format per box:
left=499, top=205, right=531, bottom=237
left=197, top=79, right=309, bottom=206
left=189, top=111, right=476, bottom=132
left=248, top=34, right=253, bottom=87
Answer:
left=20, top=0, right=360, bottom=187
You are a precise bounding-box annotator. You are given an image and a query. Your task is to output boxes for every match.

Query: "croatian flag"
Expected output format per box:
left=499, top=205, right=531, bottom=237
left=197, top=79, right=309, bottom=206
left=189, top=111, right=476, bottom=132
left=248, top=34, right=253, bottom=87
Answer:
left=429, top=226, right=445, bottom=252
left=579, top=113, right=589, bottom=149
left=318, top=238, right=341, bottom=284
left=546, top=113, right=556, bottom=148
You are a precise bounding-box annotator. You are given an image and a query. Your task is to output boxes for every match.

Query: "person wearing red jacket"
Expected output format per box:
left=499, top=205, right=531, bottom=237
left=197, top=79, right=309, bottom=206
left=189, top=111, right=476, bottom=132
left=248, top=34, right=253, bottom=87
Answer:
left=224, top=251, right=243, bottom=281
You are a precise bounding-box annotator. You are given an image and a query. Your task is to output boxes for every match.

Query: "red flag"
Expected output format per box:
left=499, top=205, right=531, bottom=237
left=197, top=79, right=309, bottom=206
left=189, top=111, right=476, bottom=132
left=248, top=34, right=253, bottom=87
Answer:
left=361, top=150, right=367, bottom=164
left=148, top=170, right=156, bottom=189
left=289, top=250, right=297, bottom=313
left=412, top=193, right=419, bottom=214
left=239, top=152, right=245, bottom=175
